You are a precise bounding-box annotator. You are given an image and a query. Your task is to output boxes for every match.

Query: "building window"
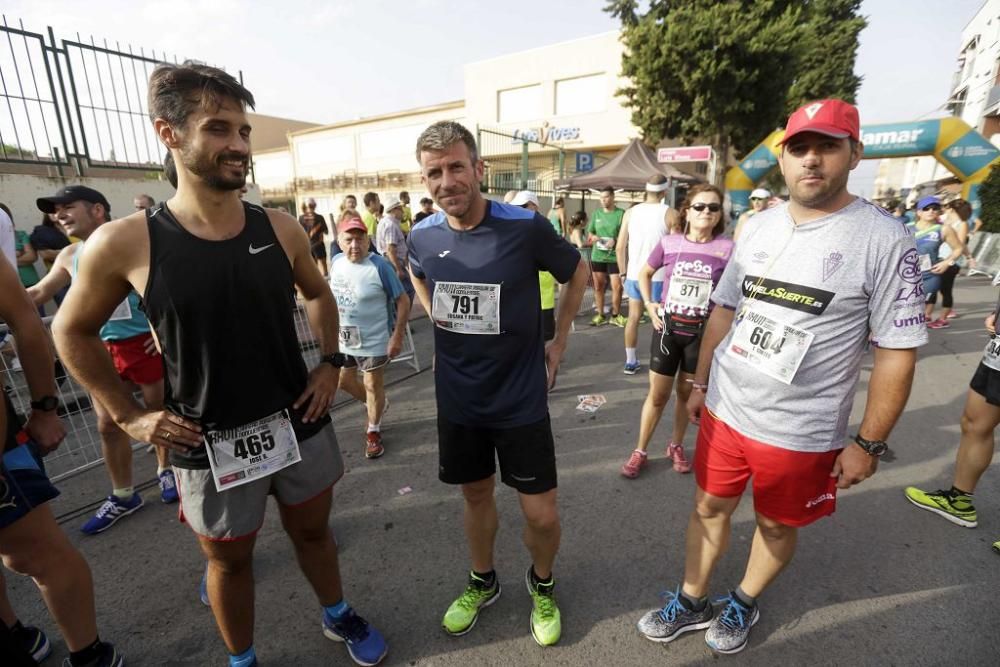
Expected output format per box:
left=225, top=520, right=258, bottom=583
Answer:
left=555, top=74, right=607, bottom=116
left=498, top=85, right=542, bottom=124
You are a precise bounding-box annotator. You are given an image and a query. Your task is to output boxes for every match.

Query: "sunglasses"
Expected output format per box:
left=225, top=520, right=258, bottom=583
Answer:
left=749, top=197, right=764, bottom=202
left=690, top=203, right=722, bottom=213
left=921, top=204, right=941, bottom=212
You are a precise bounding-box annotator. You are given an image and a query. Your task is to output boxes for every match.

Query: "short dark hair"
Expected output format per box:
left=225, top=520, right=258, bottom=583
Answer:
left=363, top=192, right=379, bottom=207
left=345, top=194, right=357, bottom=202
left=600, top=186, right=615, bottom=196
left=136, top=193, right=155, bottom=207
left=147, top=60, right=255, bottom=129
left=415, top=121, right=479, bottom=164
left=420, top=197, right=433, bottom=206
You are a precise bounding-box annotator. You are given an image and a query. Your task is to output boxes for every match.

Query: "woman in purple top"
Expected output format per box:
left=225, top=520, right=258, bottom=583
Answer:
left=621, top=184, right=734, bottom=479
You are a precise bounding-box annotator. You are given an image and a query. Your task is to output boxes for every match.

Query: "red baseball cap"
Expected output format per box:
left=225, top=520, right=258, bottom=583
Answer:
left=779, top=99, right=860, bottom=145
left=337, top=217, right=367, bottom=234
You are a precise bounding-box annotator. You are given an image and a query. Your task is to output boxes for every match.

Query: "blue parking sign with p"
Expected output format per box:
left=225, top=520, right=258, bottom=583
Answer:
left=576, top=152, right=594, bottom=173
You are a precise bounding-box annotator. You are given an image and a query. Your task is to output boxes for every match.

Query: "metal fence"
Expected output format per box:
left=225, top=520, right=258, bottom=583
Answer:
left=0, top=16, right=237, bottom=174
left=2, top=302, right=419, bottom=482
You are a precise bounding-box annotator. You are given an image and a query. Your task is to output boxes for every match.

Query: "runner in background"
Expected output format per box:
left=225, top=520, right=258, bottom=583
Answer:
left=621, top=185, right=733, bottom=478
left=587, top=187, right=625, bottom=327
left=926, top=198, right=974, bottom=327
left=616, top=175, right=670, bottom=374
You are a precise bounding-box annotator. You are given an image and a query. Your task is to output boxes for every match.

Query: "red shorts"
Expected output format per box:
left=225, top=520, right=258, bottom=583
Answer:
left=694, top=409, right=841, bottom=527
left=104, top=333, right=163, bottom=386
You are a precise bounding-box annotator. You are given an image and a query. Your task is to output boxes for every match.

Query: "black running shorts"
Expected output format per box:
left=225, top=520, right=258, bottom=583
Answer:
left=590, top=261, right=619, bottom=275
left=437, top=414, right=557, bottom=494
left=970, top=361, right=1000, bottom=406
left=649, top=327, right=701, bottom=377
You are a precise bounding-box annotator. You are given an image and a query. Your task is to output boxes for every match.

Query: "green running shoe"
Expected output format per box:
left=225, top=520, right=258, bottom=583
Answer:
left=525, top=568, right=561, bottom=646
left=904, top=487, right=977, bottom=528
left=992, top=539, right=1000, bottom=555
left=590, top=314, right=607, bottom=326
left=609, top=313, right=628, bottom=328
left=442, top=571, right=501, bottom=636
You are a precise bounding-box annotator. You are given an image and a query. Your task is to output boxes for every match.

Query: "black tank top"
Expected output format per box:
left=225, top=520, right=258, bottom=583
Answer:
left=144, top=201, right=327, bottom=469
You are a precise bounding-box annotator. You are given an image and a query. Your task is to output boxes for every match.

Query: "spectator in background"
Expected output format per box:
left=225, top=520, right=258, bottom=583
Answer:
left=298, top=198, right=329, bottom=277
left=341, top=194, right=358, bottom=213
left=375, top=195, right=414, bottom=303
left=0, top=205, right=43, bottom=311
left=548, top=197, right=566, bottom=237
left=513, top=191, right=559, bottom=343
left=733, top=187, right=770, bottom=241
left=331, top=209, right=378, bottom=258
left=568, top=210, right=590, bottom=253
left=133, top=194, right=155, bottom=211
left=413, top=197, right=435, bottom=225
left=399, top=191, right=413, bottom=235
left=927, top=198, right=975, bottom=325
left=362, top=192, right=380, bottom=236
left=29, top=214, right=72, bottom=307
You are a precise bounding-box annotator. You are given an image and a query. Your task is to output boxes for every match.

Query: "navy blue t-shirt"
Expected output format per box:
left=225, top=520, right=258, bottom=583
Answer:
left=409, top=200, right=580, bottom=428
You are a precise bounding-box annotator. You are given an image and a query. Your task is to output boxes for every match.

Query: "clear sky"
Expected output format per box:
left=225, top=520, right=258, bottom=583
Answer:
left=3, top=0, right=989, bottom=194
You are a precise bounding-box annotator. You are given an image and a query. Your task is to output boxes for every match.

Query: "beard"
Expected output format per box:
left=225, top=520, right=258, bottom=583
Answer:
left=179, top=145, right=248, bottom=191
left=790, top=169, right=849, bottom=209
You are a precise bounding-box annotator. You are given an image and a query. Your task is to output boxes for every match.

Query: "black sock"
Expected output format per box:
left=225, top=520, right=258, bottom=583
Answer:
left=69, top=637, right=104, bottom=667
left=679, top=590, right=707, bottom=612
left=734, top=587, right=756, bottom=609
left=950, top=486, right=973, bottom=497
left=472, top=569, right=496, bottom=587
left=530, top=567, right=552, bottom=586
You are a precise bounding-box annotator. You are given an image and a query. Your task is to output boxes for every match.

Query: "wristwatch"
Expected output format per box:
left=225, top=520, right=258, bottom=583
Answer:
left=320, top=353, right=347, bottom=369
left=854, top=434, right=888, bottom=457
left=30, top=395, right=60, bottom=412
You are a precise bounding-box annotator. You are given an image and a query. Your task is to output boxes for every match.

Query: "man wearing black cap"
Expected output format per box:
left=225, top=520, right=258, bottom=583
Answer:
left=30, top=186, right=175, bottom=533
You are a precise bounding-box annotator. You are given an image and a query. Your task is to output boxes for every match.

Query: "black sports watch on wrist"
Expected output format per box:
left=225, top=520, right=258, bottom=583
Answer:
left=320, top=353, right=347, bottom=369
left=854, top=434, right=888, bottom=457
left=30, top=395, right=60, bottom=412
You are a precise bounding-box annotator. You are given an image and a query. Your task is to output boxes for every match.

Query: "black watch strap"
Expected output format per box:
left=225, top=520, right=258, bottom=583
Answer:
left=320, top=353, right=346, bottom=368
left=854, top=434, right=888, bottom=457
left=30, top=395, right=60, bottom=412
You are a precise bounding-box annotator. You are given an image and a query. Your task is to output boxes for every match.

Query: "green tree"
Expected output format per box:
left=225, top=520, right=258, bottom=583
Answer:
left=977, top=162, right=1000, bottom=233
left=605, top=0, right=866, bottom=162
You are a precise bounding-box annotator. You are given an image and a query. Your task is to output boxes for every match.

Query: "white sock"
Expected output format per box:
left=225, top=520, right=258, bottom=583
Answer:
left=626, top=347, right=637, bottom=364
left=367, top=423, right=380, bottom=433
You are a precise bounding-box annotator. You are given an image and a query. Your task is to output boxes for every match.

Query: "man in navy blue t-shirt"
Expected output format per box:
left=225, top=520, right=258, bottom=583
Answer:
left=409, top=121, right=588, bottom=646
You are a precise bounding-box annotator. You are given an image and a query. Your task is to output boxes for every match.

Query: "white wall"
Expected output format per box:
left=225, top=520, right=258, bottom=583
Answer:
left=0, top=173, right=261, bottom=232
left=955, top=0, right=1000, bottom=130
left=464, top=31, right=638, bottom=151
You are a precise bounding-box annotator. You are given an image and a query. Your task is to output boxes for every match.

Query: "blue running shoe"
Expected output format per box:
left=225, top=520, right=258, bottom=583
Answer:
left=20, top=624, right=51, bottom=662
left=704, top=592, right=759, bottom=654
left=159, top=469, right=179, bottom=504
left=323, top=607, right=387, bottom=666
left=623, top=361, right=641, bottom=375
left=199, top=566, right=211, bottom=606
left=81, top=493, right=143, bottom=535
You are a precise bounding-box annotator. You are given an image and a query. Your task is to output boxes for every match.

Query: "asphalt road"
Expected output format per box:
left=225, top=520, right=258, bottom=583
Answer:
left=8, top=276, right=1000, bottom=666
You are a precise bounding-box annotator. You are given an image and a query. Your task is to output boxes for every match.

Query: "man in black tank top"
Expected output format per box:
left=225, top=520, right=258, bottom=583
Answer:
left=0, top=258, right=126, bottom=667
left=52, top=62, right=387, bottom=667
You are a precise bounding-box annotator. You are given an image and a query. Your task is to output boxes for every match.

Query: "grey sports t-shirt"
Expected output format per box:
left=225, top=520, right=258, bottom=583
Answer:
left=706, top=198, right=928, bottom=453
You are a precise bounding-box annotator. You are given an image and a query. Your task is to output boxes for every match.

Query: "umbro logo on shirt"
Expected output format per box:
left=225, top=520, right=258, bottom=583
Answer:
left=249, top=243, right=275, bottom=255
left=438, top=250, right=451, bottom=258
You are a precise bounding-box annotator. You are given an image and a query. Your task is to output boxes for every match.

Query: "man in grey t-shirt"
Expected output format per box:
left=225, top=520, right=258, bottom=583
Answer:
left=634, top=100, right=926, bottom=655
